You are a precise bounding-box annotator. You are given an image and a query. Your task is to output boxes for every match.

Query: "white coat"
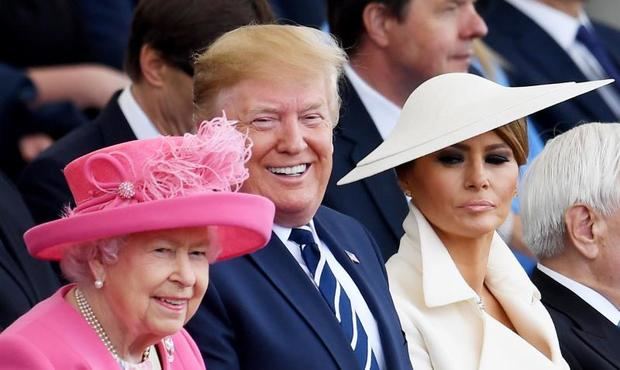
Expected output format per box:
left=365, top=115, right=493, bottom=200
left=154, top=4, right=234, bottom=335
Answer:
left=387, top=204, right=569, bottom=370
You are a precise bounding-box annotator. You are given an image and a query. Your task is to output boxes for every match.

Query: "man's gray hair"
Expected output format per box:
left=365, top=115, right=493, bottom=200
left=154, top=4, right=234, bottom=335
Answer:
left=520, top=122, right=620, bottom=259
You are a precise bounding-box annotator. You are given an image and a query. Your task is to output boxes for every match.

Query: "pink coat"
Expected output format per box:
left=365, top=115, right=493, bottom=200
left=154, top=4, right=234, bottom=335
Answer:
left=0, top=285, right=206, bottom=369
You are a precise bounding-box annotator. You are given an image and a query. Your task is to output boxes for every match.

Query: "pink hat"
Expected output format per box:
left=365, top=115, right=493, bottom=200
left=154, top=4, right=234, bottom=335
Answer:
left=24, top=115, right=275, bottom=261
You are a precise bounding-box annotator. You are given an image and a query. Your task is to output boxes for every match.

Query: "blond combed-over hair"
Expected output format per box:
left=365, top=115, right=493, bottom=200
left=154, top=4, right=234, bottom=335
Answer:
left=193, top=24, right=347, bottom=123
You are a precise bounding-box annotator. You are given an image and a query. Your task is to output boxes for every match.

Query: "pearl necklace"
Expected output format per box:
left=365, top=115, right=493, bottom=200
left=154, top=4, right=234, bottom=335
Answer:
left=74, top=288, right=152, bottom=369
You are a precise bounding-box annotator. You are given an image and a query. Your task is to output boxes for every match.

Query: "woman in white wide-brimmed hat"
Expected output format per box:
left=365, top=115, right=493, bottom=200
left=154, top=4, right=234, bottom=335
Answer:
left=339, top=73, right=610, bottom=370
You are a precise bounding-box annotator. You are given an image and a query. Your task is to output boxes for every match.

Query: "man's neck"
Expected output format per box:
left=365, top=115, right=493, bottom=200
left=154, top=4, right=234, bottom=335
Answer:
left=130, top=83, right=168, bottom=135
left=349, top=53, right=416, bottom=108
left=537, top=0, right=584, bottom=18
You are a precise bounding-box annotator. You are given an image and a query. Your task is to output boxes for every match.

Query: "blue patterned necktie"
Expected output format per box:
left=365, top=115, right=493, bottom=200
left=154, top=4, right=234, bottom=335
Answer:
left=576, top=25, right=620, bottom=94
left=289, top=227, right=380, bottom=370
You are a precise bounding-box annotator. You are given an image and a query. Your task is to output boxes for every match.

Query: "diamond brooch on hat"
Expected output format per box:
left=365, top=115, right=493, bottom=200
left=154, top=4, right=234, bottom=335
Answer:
left=117, top=181, right=136, bottom=200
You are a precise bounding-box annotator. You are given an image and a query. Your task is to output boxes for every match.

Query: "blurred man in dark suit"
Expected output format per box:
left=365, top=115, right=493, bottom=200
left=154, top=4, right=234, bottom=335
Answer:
left=481, top=0, right=620, bottom=141
left=0, top=171, right=59, bottom=329
left=19, top=0, right=273, bottom=224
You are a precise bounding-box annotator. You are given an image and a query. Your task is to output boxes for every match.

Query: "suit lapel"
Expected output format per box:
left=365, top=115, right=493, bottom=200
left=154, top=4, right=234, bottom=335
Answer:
left=337, top=79, right=408, bottom=242
left=248, top=232, right=359, bottom=370
left=532, top=269, right=620, bottom=367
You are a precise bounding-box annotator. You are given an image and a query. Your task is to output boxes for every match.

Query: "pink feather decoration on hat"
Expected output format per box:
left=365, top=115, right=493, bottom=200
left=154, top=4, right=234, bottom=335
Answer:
left=62, top=113, right=250, bottom=217
left=141, top=113, right=251, bottom=200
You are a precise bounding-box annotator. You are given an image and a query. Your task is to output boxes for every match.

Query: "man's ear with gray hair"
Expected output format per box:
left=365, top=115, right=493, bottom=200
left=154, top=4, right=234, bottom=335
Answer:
left=564, top=204, right=600, bottom=260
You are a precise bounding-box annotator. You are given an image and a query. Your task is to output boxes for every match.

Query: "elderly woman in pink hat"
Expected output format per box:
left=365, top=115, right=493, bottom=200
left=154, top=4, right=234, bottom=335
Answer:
left=0, top=116, right=274, bottom=369
left=339, top=73, right=610, bottom=370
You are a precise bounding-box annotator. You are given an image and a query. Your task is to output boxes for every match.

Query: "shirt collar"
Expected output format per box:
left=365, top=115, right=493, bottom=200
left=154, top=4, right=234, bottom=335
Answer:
left=403, top=203, right=539, bottom=308
left=344, top=64, right=401, bottom=140
left=505, top=0, right=590, bottom=50
left=272, top=220, right=318, bottom=245
left=538, top=264, right=620, bottom=325
left=118, top=86, right=160, bottom=140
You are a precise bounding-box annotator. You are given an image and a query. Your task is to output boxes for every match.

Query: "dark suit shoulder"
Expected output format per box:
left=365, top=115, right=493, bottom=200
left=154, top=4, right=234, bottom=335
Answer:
left=532, top=269, right=620, bottom=369
left=19, top=96, right=134, bottom=223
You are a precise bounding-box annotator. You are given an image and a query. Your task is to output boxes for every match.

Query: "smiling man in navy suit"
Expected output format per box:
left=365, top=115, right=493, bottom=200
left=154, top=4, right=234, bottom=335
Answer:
left=187, top=24, right=412, bottom=370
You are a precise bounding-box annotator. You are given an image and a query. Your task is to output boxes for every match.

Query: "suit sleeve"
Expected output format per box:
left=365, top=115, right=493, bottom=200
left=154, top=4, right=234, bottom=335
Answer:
left=558, top=347, right=582, bottom=370
left=185, top=283, right=241, bottom=370
left=0, top=335, right=55, bottom=370
left=18, top=155, right=73, bottom=224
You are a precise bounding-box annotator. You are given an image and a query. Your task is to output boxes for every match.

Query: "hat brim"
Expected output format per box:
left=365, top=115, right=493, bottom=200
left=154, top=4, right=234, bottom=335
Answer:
left=337, top=74, right=612, bottom=185
left=24, top=193, right=275, bottom=261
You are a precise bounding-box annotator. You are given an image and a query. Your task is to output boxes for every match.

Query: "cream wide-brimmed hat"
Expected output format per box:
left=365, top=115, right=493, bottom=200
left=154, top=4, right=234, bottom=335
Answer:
left=337, top=73, right=611, bottom=185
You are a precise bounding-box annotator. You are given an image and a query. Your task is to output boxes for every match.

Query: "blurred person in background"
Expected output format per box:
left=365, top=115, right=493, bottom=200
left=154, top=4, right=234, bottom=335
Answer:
left=0, top=0, right=134, bottom=178
left=481, top=0, right=620, bottom=141
left=0, top=170, right=59, bottom=331
left=18, top=0, right=274, bottom=225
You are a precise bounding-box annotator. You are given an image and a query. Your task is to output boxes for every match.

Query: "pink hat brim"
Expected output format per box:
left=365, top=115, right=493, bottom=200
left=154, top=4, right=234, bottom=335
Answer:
left=24, top=193, right=275, bottom=261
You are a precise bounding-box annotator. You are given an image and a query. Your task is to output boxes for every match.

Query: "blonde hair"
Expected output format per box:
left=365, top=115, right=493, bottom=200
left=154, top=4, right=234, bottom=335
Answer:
left=193, top=24, right=348, bottom=123
left=495, top=118, right=528, bottom=166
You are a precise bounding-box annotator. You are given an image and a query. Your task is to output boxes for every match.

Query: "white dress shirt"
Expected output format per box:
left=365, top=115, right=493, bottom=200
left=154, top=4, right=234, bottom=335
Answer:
left=506, top=0, right=620, bottom=117
left=118, top=86, right=160, bottom=139
left=538, top=264, right=620, bottom=325
left=344, top=65, right=401, bottom=140
left=273, top=222, right=386, bottom=370
left=344, top=64, right=411, bottom=206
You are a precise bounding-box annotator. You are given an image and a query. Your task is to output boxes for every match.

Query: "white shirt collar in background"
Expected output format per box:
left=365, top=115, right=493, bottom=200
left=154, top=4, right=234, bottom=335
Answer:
left=538, top=263, right=620, bottom=325
left=344, top=64, right=401, bottom=140
left=118, top=86, right=160, bottom=140
left=505, top=0, right=620, bottom=118
left=506, top=0, right=586, bottom=50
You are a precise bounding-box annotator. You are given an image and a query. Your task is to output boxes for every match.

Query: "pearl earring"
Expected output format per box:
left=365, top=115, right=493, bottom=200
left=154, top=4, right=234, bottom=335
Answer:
left=94, top=279, right=104, bottom=289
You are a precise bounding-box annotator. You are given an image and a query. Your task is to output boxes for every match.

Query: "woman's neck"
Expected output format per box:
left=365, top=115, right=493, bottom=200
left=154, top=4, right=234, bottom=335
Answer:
left=68, top=285, right=157, bottom=363
left=434, top=230, right=494, bottom=294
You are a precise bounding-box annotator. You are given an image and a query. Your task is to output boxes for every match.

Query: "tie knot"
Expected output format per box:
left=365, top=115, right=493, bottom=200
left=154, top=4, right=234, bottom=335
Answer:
left=576, top=25, right=599, bottom=49
left=289, top=227, right=315, bottom=247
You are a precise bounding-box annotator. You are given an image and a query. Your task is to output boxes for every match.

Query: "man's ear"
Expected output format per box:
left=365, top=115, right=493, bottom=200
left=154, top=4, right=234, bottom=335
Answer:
left=139, top=44, right=166, bottom=88
left=564, top=204, right=600, bottom=259
left=362, top=2, right=398, bottom=48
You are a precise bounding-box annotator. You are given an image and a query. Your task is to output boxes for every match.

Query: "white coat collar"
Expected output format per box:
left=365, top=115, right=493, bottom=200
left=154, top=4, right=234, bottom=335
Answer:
left=400, top=203, right=541, bottom=308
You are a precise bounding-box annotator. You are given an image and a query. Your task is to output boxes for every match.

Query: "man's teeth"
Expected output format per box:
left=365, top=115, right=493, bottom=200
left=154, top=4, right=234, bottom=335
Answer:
left=268, top=164, right=307, bottom=176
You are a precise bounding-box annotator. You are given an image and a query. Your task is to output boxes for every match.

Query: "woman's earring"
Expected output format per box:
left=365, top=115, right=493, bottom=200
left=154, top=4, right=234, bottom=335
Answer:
left=94, top=279, right=104, bottom=289
left=404, top=190, right=412, bottom=197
